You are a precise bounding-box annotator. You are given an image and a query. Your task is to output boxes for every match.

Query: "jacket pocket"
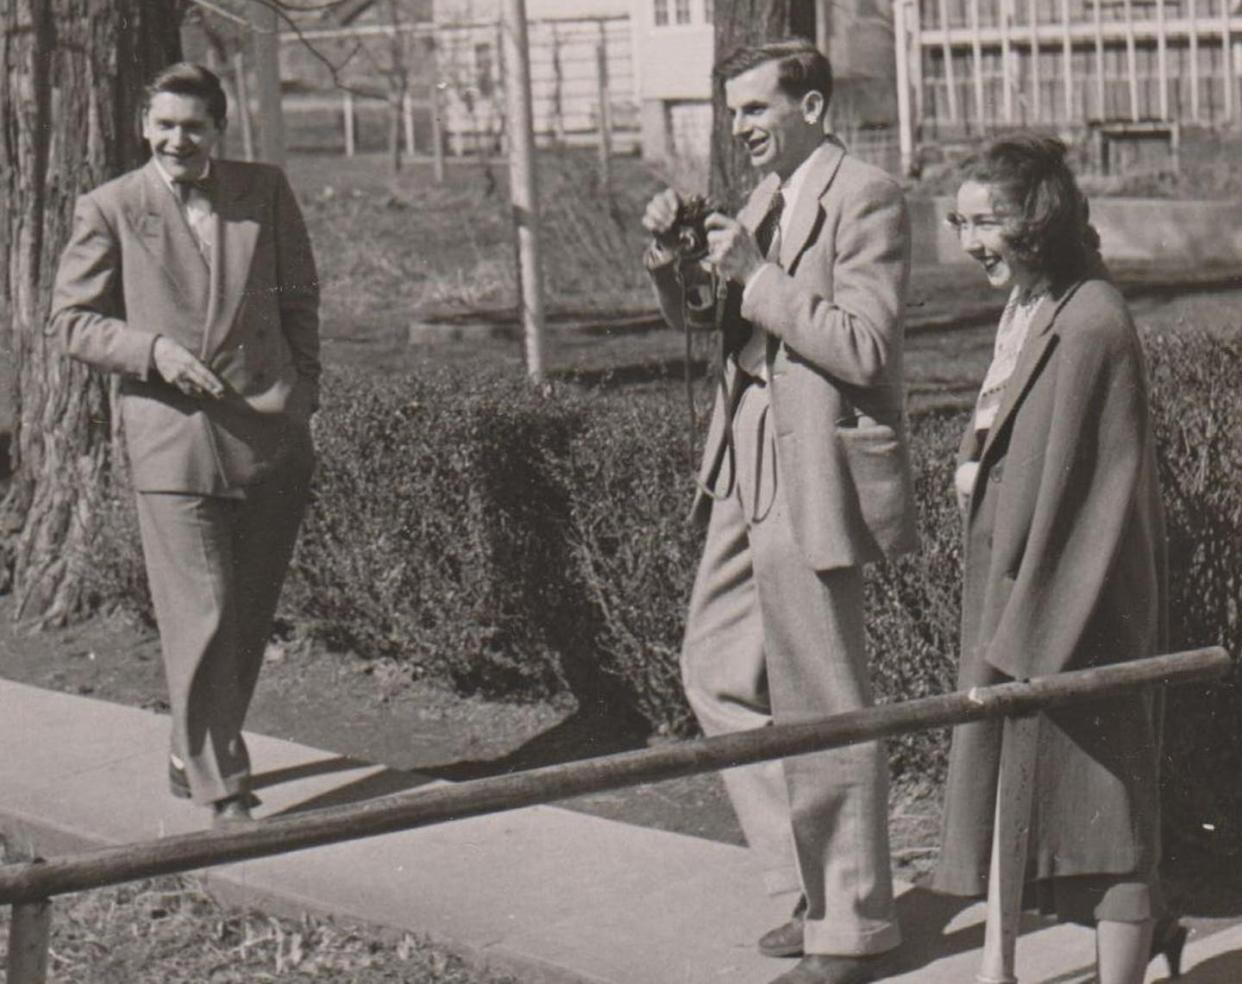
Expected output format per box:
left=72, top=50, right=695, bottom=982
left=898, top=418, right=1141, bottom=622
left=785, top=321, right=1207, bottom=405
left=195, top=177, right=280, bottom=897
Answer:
left=836, top=421, right=914, bottom=552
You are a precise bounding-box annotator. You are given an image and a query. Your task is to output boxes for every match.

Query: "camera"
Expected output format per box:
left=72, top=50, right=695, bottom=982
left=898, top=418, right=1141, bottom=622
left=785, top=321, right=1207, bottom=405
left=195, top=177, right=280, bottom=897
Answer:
left=663, top=194, right=716, bottom=264
left=659, top=194, right=719, bottom=328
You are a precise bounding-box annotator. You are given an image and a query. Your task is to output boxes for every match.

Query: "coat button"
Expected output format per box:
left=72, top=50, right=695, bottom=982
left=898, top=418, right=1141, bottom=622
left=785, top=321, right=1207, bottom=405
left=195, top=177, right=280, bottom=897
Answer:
left=989, top=466, right=1004, bottom=483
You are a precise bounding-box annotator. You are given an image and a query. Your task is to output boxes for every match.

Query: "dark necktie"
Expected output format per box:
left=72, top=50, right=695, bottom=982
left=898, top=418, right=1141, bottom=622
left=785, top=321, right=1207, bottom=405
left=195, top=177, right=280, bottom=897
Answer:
left=722, top=191, right=786, bottom=360
left=755, top=189, right=785, bottom=260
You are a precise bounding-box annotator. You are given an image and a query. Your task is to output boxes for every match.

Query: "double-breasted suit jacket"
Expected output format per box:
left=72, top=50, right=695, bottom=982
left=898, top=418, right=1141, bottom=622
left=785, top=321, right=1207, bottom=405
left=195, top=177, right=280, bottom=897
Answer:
left=653, top=141, right=919, bottom=570
left=935, top=275, right=1166, bottom=895
left=52, top=157, right=320, bottom=806
left=54, top=157, right=320, bottom=493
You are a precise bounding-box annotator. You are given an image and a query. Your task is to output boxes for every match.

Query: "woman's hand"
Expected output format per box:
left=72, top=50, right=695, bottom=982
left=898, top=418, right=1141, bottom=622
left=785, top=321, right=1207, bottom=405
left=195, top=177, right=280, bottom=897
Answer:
left=954, top=461, right=979, bottom=513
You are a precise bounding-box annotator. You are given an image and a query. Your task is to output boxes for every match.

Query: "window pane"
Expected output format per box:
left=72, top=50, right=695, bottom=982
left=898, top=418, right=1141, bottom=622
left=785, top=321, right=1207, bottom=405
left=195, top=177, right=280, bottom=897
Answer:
left=675, top=0, right=691, bottom=24
left=654, top=0, right=669, bottom=25
left=704, top=0, right=714, bottom=21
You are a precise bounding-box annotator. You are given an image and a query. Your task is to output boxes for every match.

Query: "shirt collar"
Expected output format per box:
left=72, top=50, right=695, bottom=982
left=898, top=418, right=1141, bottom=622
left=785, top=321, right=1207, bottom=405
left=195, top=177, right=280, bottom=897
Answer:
left=151, top=156, right=213, bottom=193
left=778, top=141, right=827, bottom=215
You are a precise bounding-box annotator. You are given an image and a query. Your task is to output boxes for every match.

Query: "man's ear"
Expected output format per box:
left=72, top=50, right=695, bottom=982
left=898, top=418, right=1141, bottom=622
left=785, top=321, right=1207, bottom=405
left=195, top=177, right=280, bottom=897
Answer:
left=801, top=90, right=825, bottom=126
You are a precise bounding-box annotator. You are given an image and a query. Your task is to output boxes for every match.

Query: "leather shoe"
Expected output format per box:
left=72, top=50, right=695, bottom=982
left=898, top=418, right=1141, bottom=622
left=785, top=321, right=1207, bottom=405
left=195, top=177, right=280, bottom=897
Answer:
left=211, top=795, right=253, bottom=827
left=759, top=896, right=807, bottom=958
left=1150, top=915, right=1188, bottom=978
left=768, top=954, right=884, bottom=984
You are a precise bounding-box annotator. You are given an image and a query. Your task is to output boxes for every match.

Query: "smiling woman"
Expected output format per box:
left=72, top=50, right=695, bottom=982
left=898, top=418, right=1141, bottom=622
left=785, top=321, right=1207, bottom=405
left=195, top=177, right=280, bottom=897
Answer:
left=933, top=133, right=1180, bottom=984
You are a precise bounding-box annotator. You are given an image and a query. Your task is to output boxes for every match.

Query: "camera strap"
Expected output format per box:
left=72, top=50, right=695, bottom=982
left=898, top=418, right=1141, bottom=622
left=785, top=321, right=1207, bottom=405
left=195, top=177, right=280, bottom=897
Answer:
left=674, top=261, right=720, bottom=472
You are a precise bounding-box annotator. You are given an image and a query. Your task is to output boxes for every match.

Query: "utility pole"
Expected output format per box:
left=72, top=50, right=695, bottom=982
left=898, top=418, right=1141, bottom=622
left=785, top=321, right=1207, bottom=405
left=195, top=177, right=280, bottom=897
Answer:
left=894, top=0, right=915, bottom=177
left=500, top=0, right=546, bottom=383
left=249, top=0, right=285, bottom=167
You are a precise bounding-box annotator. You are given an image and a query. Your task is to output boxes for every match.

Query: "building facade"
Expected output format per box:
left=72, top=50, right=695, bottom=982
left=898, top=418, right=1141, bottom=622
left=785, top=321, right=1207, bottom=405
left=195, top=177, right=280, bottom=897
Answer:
left=897, top=0, right=1242, bottom=137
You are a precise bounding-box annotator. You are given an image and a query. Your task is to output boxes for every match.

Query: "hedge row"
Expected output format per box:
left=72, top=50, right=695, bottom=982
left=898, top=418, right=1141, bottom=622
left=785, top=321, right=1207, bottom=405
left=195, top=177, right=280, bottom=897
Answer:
left=82, top=328, right=1241, bottom=853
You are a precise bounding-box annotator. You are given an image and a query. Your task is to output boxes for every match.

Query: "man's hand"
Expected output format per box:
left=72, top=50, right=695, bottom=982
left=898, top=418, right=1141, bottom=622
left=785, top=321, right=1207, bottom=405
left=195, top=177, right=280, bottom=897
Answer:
left=152, top=336, right=225, bottom=399
left=705, top=213, right=766, bottom=286
left=642, top=188, right=682, bottom=239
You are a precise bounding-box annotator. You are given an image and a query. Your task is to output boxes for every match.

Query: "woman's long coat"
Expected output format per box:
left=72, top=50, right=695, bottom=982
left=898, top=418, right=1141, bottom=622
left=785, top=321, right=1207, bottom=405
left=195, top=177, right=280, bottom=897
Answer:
left=934, top=275, right=1167, bottom=896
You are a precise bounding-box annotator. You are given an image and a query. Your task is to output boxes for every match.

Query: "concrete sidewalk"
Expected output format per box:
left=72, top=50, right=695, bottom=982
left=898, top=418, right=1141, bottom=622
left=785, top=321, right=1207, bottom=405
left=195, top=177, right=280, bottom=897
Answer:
left=0, top=678, right=1238, bottom=983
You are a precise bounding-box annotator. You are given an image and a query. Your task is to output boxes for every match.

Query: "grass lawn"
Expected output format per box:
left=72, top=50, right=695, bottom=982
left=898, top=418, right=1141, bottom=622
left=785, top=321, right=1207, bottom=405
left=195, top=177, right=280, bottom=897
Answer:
left=0, top=839, right=521, bottom=984
left=284, top=150, right=1240, bottom=422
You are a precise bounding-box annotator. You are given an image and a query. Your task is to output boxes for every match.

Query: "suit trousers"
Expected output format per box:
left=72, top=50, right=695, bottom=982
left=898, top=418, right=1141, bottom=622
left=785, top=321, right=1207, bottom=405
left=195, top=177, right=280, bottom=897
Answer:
left=681, top=381, right=900, bottom=956
left=135, top=436, right=313, bottom=805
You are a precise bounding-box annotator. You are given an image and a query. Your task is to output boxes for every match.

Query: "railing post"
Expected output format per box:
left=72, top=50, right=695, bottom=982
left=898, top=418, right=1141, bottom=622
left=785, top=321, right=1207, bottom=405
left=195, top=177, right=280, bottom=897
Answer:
left=977, top=714, right=1039, bottom=984
left=7, top=899, right=52, bottom=984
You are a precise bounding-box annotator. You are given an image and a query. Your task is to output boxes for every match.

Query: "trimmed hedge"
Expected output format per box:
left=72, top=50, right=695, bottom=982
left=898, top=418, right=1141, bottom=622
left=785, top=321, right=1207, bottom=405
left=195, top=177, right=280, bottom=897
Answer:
left=79, top=329, right=1240, bottom=853
left=1147, top=328, right=1242, bottom=856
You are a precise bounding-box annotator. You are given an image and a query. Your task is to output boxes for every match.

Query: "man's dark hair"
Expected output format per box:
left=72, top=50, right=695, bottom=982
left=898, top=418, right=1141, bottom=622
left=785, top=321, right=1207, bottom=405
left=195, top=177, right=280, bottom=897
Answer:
left=714, top=38, right=833, bottom=111
left=144, top=62, right=228, bottom=128
left=961, top=133, right=1102, bottom=286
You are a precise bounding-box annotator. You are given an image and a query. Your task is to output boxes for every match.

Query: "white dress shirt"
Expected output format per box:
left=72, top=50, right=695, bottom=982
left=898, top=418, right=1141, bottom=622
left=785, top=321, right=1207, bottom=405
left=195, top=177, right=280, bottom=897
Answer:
left=152, top=158, right=215, bottom=263
left=737, top=144, right=825, bottom=380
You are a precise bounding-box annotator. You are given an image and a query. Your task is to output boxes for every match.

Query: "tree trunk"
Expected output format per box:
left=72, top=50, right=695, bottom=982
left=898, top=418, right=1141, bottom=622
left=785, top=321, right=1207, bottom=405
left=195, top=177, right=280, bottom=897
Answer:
left=0, top=0, right=182, bottom=624
left=709, top=0, right=793, bottom=209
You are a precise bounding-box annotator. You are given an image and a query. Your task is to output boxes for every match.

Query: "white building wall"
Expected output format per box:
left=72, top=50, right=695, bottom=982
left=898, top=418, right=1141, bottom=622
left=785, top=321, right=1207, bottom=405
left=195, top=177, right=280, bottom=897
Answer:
left=630, top=0, right=713, bottom=100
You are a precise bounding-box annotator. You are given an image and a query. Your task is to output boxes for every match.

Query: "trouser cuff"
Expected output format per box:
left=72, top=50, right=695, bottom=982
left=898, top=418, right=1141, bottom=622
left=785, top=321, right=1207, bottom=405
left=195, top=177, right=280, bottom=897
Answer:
left=803, top=916, right=901, bottom=956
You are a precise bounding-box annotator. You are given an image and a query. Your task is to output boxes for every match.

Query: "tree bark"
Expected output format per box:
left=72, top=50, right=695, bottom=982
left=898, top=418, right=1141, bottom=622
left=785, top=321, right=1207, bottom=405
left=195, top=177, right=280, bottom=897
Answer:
left=0, top=0, right=181, bottom=623
left=709, top=0, right=793, bottom=209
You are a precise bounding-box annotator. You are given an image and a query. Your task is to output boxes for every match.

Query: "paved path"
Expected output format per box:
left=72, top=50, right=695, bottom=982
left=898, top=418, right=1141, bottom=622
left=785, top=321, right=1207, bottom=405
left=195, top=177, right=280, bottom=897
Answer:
left=1, top=678, right=1238, bottom=983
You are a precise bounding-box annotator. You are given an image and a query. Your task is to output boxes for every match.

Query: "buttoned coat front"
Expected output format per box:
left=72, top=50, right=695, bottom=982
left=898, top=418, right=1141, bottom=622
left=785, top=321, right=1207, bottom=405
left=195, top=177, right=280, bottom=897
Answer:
left=52, top=158, right=320, bottom=494
left=934, top=275, right=1166, bottom=896
left=651, top=141, right=919, bottom=572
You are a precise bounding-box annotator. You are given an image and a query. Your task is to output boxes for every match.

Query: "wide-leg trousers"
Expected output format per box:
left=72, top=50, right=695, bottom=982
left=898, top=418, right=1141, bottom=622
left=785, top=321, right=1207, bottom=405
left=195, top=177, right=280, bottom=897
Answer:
left=681, top=381, right=899, bottom=956
left=134, top=440, right=313, bottom=805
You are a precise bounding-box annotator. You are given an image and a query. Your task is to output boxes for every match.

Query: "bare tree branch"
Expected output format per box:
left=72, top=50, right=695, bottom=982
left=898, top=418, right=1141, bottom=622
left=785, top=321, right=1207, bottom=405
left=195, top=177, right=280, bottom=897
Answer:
left=189, top=0, right=378, bottom=96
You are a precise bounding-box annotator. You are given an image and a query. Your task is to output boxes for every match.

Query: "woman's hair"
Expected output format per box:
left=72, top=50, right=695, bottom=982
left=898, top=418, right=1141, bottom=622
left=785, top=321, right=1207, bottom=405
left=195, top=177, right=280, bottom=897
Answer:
left=961, top=133, right=1101, bottom=284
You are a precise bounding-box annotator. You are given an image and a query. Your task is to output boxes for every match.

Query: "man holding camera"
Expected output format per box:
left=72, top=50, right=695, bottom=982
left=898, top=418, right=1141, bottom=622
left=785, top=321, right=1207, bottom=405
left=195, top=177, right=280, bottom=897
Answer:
left=643, top=39, right=917, bottom=984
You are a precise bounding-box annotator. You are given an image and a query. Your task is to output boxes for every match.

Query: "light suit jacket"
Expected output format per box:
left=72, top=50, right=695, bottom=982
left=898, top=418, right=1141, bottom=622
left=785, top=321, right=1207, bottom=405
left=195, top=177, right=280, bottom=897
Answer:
left=652, top=141, right=919, bottom=570
left=52, top=158, right=320, bottom=494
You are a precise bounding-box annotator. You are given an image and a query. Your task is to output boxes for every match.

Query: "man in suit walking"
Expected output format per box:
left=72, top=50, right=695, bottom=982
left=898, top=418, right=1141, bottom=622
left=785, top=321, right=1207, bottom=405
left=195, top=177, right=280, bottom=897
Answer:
left=643, top=39, right=917, bottom=984
left=52, top=63, right=319, bottom=825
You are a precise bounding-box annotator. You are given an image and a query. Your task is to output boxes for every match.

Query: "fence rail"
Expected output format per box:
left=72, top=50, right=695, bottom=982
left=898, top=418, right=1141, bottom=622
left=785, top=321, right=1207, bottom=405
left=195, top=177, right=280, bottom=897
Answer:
left=0, top=647, right=1228, bottom=908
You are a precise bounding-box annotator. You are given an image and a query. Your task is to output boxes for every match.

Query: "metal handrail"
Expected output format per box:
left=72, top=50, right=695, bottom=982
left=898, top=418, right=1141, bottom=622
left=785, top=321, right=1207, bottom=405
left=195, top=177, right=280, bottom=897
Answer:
left=0, top=647, right=1229, bottom=907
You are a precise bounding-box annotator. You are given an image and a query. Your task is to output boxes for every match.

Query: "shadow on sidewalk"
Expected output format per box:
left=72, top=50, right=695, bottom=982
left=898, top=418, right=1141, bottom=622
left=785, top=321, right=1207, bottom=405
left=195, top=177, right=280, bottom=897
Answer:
left=263, top=704, right=650, bottom=818
left=1172, top=947, right=1242, bottom=983
left=882, top=886, right=984, bottom=976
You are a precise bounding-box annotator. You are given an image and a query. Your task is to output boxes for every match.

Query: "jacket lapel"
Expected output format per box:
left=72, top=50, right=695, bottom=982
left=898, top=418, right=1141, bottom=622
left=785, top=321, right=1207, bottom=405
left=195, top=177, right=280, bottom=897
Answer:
left=738, top=172, right=781, bottom=235
left=977, top=279, right=1084, bottom=465
left=201, top=161, right=261, bottom=360
left=135, top=160, right=211, bottom=305
left=778, top=139, right=844, bottom=271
